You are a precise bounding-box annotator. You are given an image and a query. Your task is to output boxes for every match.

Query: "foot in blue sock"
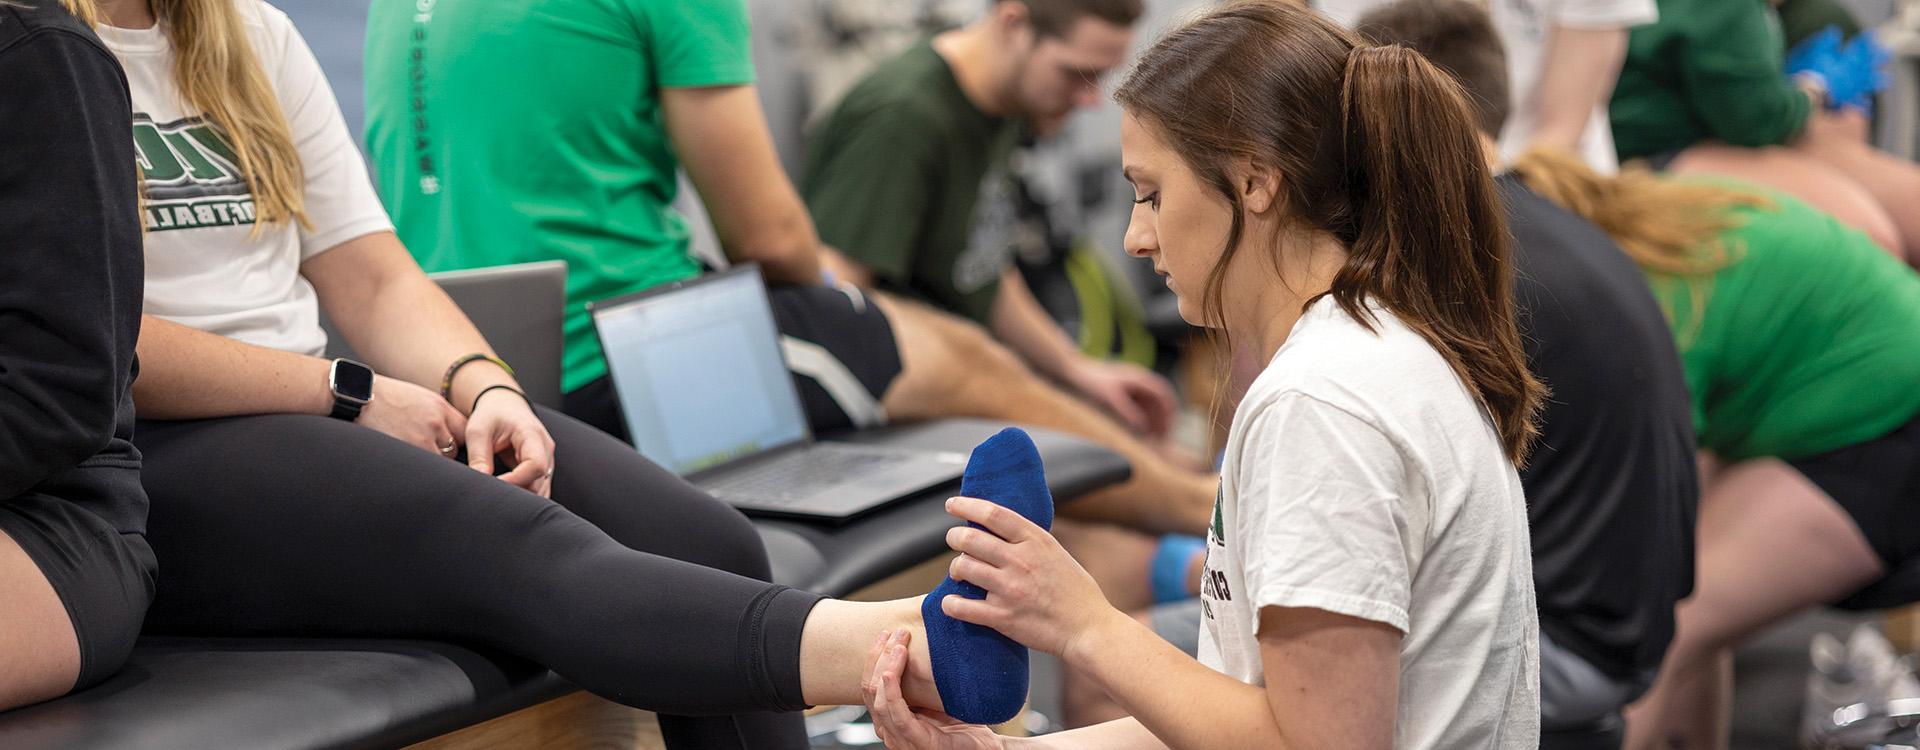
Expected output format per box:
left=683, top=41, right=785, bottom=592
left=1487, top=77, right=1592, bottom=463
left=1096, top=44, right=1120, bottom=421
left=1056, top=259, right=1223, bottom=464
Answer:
left=921, top=427, right=1054, bottom=725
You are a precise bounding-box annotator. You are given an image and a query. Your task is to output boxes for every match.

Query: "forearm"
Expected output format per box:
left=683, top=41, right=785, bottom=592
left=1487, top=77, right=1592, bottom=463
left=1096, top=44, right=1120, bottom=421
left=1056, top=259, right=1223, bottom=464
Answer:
left=719, top=200, right=824, bottom=285
left=305, top=232, right=521, bottom=415
left=331, top=269, right=516, bottom=415
left=990, top=269, right=1085, bottom=382
left=1063, top=613, right=1291, bottom=750
left=1529, top=26, right=1628, bottom=153
left=132, top=315, right=335, bottom=420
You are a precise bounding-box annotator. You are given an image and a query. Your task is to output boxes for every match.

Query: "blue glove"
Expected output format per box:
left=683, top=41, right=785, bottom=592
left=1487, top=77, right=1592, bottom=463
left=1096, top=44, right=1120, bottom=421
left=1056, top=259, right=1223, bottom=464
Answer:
left=1786, top=25, right=1892, bottom=114
left=1829, top=31, right=1892, bottom=112
left=1785, top=25, right=1845, bottom=94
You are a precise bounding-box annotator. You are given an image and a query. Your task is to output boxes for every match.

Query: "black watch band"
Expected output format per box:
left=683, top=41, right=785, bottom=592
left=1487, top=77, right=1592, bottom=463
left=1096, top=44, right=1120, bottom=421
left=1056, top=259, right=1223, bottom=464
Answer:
left=329, top=397, right=367, bottom=421
left=328, top=358, right=375, bottom=421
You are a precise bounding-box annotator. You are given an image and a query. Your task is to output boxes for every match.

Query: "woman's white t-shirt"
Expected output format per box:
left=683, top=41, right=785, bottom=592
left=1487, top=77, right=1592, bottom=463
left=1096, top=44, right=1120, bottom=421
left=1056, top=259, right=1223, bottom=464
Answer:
left=1317, top=0, right=1657, bottom=173
left=96, top=1, right=392, bottom=356
left=1197, top=297, right=1540, bottom=749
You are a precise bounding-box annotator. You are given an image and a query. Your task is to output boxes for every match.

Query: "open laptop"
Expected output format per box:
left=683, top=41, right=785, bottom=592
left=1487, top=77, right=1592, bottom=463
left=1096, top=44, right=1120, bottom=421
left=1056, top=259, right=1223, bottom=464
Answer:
left=589, top=266, right=966, bottom=521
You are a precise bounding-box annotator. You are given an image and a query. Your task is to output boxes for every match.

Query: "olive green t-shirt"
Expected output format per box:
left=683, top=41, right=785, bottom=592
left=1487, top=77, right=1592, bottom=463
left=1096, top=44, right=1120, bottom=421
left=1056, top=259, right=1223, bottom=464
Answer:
left=1611, top=0, right=1810, bottom=161
left=1652, top=186, right=1920, bottom=461
left=363, top=0, right=753, bottom=393
left=802, top=41, right=1021, bottom=324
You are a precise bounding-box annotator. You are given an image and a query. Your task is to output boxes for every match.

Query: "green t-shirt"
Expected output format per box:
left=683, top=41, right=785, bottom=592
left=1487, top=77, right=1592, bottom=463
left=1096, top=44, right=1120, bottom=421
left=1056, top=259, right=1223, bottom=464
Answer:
left=363, top=0, right=753, bottom=392
left=802, top=41, right=1020, bottom=324
left=1611, top=0, right=1810, bottom=161
left=1652, top=186, right=1920, bottom=461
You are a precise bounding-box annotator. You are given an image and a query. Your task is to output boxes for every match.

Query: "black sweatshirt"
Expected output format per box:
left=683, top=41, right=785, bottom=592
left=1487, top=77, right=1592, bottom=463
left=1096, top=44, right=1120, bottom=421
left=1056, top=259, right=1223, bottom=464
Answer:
left=0, top=0, right=146, bottom=531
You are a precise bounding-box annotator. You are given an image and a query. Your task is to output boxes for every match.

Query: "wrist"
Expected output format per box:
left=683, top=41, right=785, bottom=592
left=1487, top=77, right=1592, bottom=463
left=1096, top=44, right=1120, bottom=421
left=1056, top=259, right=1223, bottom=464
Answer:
left=1062, top=604, right=1132, bottom=668
left=450, top=369, right=520, bottom=416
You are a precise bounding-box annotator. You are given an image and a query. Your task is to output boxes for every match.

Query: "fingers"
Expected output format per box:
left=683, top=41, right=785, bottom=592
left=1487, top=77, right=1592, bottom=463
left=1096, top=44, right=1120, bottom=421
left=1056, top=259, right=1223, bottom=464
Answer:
left=946, top=496, right=1041, bottom=543
left=861, top=629, right=890, bottom=699
left=944, top=526, right=1013, bottom=567
left=1103, top=386, right=1152, bottom=434
left=947, top=552, right=1008, bottom=592
left=1136, top=374, right=1178, bottom=438
left=464, top=415, right=499, bottom=475
left=939, top=594, right=1008, bottom=630
left=513, top=423, right=557, bottom=498
left=870, top=639, right=928, bottom=747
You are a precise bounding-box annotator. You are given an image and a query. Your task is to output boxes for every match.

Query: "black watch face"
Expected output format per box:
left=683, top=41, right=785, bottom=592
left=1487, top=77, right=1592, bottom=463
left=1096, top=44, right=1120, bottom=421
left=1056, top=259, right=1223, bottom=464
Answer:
left=332, top=360, right=375, bottom=403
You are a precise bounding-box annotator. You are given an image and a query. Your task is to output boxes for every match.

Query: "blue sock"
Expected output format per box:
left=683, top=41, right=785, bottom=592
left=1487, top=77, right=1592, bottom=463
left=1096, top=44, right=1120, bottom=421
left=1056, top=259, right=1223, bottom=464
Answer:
left=922, top=427, right=1054, bottom=725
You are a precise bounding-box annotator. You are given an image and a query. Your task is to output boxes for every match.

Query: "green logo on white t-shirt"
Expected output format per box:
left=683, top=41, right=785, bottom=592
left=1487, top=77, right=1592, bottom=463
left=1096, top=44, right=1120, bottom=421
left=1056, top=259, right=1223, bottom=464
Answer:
left=132, top=114, right=256, bottom=232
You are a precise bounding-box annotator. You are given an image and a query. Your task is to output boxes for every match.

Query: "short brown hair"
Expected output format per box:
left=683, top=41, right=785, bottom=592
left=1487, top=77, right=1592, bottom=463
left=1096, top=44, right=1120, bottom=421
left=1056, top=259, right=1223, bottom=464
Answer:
left=1017, top=0, right=1144, bottom=38
left=1355, top=0, right=1511, bottom=137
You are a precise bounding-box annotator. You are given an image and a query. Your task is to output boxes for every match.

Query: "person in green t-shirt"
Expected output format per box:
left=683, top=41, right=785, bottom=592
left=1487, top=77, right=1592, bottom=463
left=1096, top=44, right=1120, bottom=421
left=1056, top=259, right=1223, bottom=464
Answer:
left=363, top=0, right=1218, bottom=538
left=1609, top=0, right=1920, bottom=265
left=1513, top=150, right=1920, bottom=748
left=803, top=1, right=1184, bottom=443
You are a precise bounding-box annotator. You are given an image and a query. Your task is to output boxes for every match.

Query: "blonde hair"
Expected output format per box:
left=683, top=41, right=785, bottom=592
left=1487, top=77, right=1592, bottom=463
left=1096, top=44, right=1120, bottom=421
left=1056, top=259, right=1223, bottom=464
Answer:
left=60, top=0, right=98, bottom=24
left=1508, top=149, right=1769, bottom=344
left=153, top=0, right=306, bottom=229
left=54, top=0, right=305, bottom=228
left=45, top=0, right=305, bottom=228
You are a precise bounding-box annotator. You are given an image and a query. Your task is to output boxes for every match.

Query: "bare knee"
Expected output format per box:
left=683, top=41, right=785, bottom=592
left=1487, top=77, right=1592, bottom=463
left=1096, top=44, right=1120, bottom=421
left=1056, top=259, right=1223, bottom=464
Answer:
left=875, top=294, right=1032, bottom=418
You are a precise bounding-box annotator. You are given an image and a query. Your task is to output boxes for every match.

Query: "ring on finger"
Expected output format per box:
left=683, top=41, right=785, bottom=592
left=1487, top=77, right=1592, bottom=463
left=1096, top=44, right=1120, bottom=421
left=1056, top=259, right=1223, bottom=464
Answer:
left=437, top=438, right=457, bottom=456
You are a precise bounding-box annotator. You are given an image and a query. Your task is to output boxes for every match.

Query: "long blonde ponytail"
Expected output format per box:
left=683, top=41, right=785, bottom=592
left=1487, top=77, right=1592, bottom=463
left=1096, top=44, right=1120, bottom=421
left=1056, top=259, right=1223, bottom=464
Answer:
left=1509, top=148, right=1770, bottom=344
left=156, top=0, right=306, bottom=229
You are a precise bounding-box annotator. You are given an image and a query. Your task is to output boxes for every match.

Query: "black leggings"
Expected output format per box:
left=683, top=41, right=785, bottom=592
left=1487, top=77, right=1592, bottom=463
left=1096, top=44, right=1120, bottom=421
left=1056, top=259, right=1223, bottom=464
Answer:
left=133, top=407, right=821, bottom=749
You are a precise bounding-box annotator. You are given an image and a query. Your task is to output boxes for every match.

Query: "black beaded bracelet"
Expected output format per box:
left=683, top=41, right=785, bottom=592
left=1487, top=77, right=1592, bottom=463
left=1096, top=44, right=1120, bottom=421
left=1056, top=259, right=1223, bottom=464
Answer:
left=471, top=384, right=533, bottom=414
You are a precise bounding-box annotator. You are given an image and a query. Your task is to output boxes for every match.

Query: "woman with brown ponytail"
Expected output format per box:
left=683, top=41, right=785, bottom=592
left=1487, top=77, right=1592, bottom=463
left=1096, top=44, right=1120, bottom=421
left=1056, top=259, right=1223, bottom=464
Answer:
left=0, top=0, right=151, bottom=711
left=1511, top=149, right=1920, bottom=749
left=859, top=2, right=1545, bottom=747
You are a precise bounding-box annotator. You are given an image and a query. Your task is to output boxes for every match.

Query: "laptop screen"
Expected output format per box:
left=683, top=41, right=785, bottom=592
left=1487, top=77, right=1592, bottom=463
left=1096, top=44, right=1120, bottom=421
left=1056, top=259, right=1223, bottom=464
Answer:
left=592, top=268, right=810, bottom=476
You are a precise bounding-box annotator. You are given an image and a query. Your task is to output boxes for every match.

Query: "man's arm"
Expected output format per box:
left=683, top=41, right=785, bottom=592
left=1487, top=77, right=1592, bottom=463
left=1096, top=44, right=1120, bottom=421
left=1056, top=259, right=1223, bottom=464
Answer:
left=1528, top=25, right=1631, bottom=154
left=990, top=268, right=1086, bottom=385
left=993, top=269, right=1177, bottom=437
left=662, top=84, right=822, bottom=285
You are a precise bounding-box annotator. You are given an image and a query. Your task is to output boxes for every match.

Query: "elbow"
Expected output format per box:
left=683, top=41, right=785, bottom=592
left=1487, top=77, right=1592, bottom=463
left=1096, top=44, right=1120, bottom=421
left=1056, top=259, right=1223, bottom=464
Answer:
left=732, top=218, right=823, bottom=284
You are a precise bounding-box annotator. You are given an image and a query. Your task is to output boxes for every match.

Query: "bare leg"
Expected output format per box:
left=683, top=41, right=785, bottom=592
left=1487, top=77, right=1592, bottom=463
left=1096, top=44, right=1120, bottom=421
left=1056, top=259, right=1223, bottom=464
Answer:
left=799, top=596, right=942, bottom=708
left=0, top=528, right=81, bottom=711
left=1794, top=137, right=1920, bottom=265
left=874, top=294, right=1217, bottom=536
left=1668, top=144, right=1905, bottom=259
left=1624, top=460, right=1885, bottom=750
left=1052, top=520, right=1160, bottom=614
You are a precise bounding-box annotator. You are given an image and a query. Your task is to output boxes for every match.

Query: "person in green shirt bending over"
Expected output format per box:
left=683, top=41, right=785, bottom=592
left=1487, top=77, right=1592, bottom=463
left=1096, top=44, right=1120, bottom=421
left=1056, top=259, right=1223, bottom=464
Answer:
left=361, top=0, right=1217, bottom=537
left=1609, top=0, right=1920, bottom=266
left=802, top=0, right=1180, bottom=445
left=1512, top=149, right=1920, bottom=749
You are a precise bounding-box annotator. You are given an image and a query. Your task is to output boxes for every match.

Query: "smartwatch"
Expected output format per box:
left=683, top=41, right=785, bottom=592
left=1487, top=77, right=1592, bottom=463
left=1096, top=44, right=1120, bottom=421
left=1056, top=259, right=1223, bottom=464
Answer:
left=328, top=358, right=375, bottom=421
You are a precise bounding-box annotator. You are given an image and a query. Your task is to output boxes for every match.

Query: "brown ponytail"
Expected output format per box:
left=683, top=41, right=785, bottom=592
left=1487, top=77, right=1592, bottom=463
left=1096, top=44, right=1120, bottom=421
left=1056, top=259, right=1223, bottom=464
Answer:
left=1116, top=0, right=1542, bottom=463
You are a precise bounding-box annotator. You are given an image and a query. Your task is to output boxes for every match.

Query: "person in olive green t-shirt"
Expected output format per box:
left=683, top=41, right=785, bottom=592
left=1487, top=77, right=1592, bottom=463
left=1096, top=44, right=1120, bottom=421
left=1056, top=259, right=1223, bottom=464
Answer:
left=1610, top=0, right=1920, bottom=264
left=1513, top=153, right=1920, bottom=748
left=364, top=0, right=1223, bottom=539
left=804, top=0, right=1188, bottom=441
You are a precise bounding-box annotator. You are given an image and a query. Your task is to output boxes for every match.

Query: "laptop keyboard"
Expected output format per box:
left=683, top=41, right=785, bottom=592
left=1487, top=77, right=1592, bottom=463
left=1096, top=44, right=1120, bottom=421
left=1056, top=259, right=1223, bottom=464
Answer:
left=705, top=446, right=914, bottom=507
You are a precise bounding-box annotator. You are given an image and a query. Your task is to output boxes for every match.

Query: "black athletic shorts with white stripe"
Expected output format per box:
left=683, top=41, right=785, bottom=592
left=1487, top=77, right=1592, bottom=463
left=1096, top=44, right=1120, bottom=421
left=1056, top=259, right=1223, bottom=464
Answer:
left=564, top=282, right=904, bottom=442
